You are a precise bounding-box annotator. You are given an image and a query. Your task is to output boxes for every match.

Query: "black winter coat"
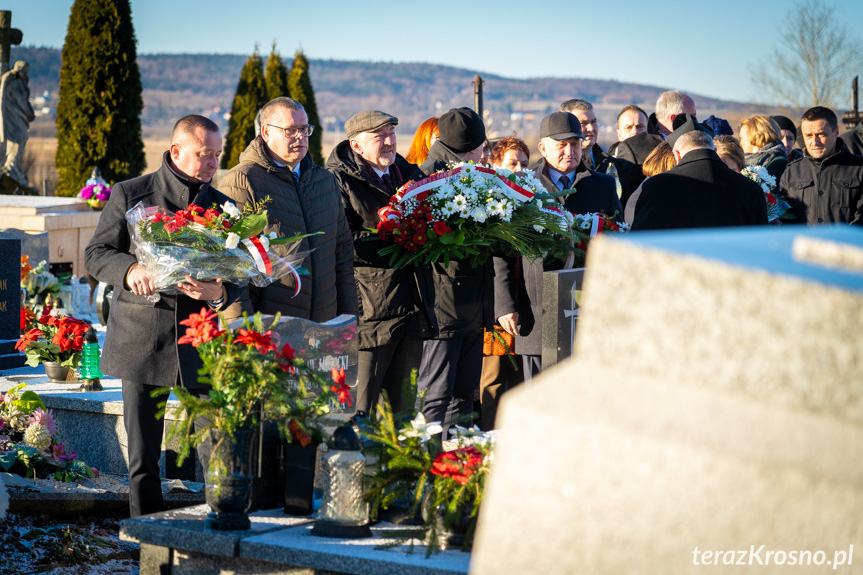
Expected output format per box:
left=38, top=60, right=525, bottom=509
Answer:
left=632, top=148, right=768, bottom=230
left=414, top=141, right=494, bottom=339
left=779, top=139, right=863, bottom=225
left=326, top=141, right=432, bottom=349
left=839, top=122, right=863, bottom=158
left=84, top=155, right=239, bottom=389
left=611, top=132, right=664, bottom=208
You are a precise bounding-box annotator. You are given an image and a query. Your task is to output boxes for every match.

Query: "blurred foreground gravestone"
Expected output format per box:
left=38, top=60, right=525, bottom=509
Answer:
left=0, top=236, right=24, bottom=369
left=473, top=226, right=863, bottom=574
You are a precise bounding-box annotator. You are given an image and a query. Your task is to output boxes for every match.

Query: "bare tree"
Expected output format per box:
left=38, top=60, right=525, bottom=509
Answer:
left=752, top=0, right=863, bottom=109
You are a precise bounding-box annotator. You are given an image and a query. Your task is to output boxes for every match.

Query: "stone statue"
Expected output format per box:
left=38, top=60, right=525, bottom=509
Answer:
left=0, top=59, right=35, bottom=187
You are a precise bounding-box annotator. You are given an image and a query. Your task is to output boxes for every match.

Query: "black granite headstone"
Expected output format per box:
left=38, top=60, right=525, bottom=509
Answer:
left=0, top=238, right=25, bottom=370
left=541, top=267, right=585, bottom=370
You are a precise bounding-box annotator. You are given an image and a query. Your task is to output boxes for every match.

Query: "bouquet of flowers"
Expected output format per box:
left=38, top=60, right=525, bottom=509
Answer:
left=157, top=310, right=354, bottom=465
left=78, top=183, right=112, bottom=210
left=741, top=165, right=790, bottom=222
left=126, top=198, right=313, bottom=301
left=21, top=258, right=61, bottom=305
left=15, top=308, right=90, bottom=369
left=0, top=384, right=97, bottom=481
left=359, top=382, right=494, bottom=554
left=374, top=163, right=576, bottom=268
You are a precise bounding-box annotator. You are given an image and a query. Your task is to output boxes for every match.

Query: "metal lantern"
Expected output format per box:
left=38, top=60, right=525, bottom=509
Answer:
left=78, top=328, right=104, bottom=391
left=311, top=424, right=371, bottom=538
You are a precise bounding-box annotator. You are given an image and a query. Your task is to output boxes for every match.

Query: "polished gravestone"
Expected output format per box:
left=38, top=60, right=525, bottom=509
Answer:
left=473, top=226, right=863, bottom=574
left=0, top=237, right=24, bottom=369
left=541, top=267, right=585, bottom=369
left=0, top=227, right=48, bottom=267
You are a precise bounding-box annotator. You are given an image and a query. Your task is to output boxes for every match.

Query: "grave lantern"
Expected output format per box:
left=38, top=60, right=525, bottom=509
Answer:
left=78, top=328, right=104, bottom=391
left=311, top=424, right=371, bottom=538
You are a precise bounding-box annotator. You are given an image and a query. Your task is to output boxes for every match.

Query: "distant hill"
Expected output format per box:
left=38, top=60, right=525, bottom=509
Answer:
left=13, top=46, right=768, bottom=144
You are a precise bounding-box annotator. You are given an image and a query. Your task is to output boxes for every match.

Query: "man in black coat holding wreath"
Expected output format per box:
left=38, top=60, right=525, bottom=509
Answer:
left=85, top=115, right=238, bottom=517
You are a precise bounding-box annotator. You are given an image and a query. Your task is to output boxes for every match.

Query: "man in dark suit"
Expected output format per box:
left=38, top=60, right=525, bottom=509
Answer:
left=632, top=115, right=768, bottom=230
left=559, top=99, right=609, bottom=173
left=85, top=115, right=238, bottom=517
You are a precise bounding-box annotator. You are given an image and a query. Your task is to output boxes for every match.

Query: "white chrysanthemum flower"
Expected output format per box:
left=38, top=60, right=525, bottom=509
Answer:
left=24, top=423, right=52, bottom=450
left=225, top=232, right=240, bottom=250
left=6, top=405, right=28, bottom=431
left=452, top=194, right=468, bottom=212
left=259, top=234, right=270, bottom=251
left=221, top=201, right=241, bottom=218
left=471, top=206, right=488, bottom=223
left=441, top=202, right=457, bottom=217
left=398, top=413, right=443, bottom=442
left=268, top=231, right=277, bottom=240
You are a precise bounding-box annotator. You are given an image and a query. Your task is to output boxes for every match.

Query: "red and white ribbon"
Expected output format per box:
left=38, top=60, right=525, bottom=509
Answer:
left=589, top=214, right=604, bottom=238
left=396, top=165, right=536, bottom=206
left=242, top=236, right=273, bottom=274
left=286, top=264, right=301, bottom=297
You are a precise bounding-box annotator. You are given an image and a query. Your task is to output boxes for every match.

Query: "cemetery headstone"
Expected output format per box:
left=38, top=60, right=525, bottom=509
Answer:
left=473, top=226, right=863, bottom=574
left=541, top=267, right=585, bottom=370
left=0, top=237, right=24, bottom=369
left=0, top=228, right=49, bottom=268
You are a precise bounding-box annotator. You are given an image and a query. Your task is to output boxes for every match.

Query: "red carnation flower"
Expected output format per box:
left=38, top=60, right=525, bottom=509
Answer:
left=433, top=221, right=451, bottom=235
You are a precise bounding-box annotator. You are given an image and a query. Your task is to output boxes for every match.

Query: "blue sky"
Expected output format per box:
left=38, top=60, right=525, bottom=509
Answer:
left=7, top=0, right=863, bottom=105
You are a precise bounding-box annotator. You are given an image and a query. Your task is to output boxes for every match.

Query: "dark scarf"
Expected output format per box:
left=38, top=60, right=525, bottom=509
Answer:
left=744, top=140, right=787, bottom=168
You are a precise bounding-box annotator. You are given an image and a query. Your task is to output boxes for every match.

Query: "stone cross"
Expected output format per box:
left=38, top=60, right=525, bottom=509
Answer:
left=0, top=11, right=23, bottom=76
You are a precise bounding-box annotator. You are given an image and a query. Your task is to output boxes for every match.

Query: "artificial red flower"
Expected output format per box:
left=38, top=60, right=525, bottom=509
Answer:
left=187, top=204, right=204, bottom=214
left=179, top=307, right=218, bottom=330
left=433, top=221, right=452, bottom=235
left=15, top=328, right=42, bottom=351
left=178, top=307, right=222, bottom=346
left=430, top=446, right=483, bottom=485
left=203, top=208, right=221, bottom=222
left=235, top=328, right=277, bottom=354
left=330, top=367, right=352, bottom=407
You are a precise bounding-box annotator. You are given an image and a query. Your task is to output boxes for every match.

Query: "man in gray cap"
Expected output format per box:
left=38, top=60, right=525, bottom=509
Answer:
left=535, top=111, right=622, bottom=216
left=326, top=111, right=432, bottom=416
left=420, top=106, right=487, bottom=175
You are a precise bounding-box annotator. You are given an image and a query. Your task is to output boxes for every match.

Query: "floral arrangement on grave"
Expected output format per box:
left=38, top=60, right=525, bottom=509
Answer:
left=358, top=381, right=493, bottom=554
left=15, top=307, right=90, bottom=370
left=126, top=198, right=315, bottom=302
left=77, top=183, right=112, bottom=210
left=741, top=165, right=791, bottom=222
left=0, top=384, right=98, bottom=481
left=156, top=309, right=355, bottom=468
left=374, top=163, right=577, bottom=268
left=568, top=212, right=631, bottom=267
left=21, top=257, right=61, bottom=306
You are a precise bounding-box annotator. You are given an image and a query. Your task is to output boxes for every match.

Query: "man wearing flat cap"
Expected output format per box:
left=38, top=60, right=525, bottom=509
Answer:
left=632, top=114, right=767, bottom=230
left=220, top=97, right=357, bottom=323
left=415, top=106, right=494, bottom=436
left=326, top=110, right=432, bottom=415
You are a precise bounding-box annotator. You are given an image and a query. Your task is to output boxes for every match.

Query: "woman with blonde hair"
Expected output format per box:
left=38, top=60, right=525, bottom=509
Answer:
left=714, top=135, right=746, bottom=172
left=623, top=141, right=674, bottom=224
left=739, top=114, right=788, bottom=180
left=405, top=117, right=439, bottom=165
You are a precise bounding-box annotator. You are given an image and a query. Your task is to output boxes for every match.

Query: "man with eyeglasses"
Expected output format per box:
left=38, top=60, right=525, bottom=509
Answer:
left=220, top=96, right=357, bottom=324
left=326, top=110, right=432, bottom=417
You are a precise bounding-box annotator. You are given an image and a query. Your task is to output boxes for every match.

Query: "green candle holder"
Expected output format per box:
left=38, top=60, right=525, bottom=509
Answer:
left=78, top=329, right=104, bottom=392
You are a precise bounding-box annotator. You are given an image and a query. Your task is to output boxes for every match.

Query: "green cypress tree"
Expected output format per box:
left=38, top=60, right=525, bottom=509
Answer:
left=55, top=0, right=145, bottom=197
left=221, top=49, right=267, bottom=169
left=264, top=43, right=290, bottom=102
left=287, top=50, right=323, bottom=166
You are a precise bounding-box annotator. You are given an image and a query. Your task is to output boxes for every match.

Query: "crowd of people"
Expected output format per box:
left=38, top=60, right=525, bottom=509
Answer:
left=85, top=90, right=863, bottom=517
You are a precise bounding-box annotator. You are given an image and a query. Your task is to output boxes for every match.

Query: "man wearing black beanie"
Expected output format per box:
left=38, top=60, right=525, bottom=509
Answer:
left=419, top=107, right=486, bottom=175
left=415, top=106, right=494, bottom=436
